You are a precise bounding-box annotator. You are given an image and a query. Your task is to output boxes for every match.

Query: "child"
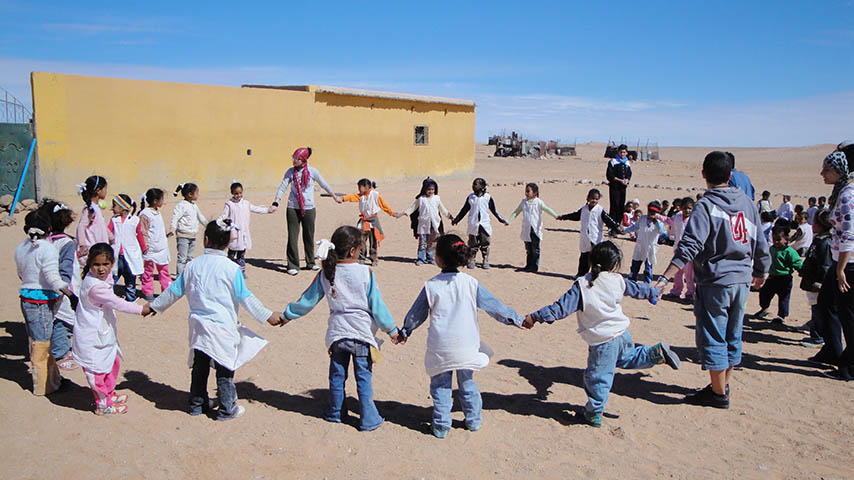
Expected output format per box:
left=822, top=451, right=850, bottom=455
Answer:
left=218, top=181, right=273, bottom=277
left=661, top=197, right=696, bottom=303
left=15, top=209, right=77, bottom=395
left=806, top=197, right=818, bottom=225
left=108, top=194, right=144, bottom=301
left=402, top=178, right=453, bottom=266
left=150, top=219, right=280, bottom=420
left=657, top=151, right=770, bottom=409
left=776, top=194, right=794, bottom=221
left=754, top=227, right=804, bottom=324
left=758, top=190, right=773, bottom=215
left=628, top=209, right=642, bottom=240
left=507, top=183, right=559, bottom=272
left=451, top=178, right=508, bottom=270
left=170, top=182, right=207, bottom=276
left=73, top=243, right=151, bottom=414
left=789, top=211, right=813, bottom=256
left=797, top=211, right=832, bottom=347
left=340, top=178, right=400, bottom=266
left=139, top=188, right=172, bottom=301
left=760, top=211, right=775, bottom=243
left=75, top=175, right=110, bottom=267
left=42, top=201, right=81, bottom=370
left=523, top=241, right=680, bottom=428
left=621, top=202, right=634, bottom=230
left=557, top=188, right=620, bottom=277
left=281, top=226, right=401, bottom=431
left=622, top=200, right=667, bottom=283
left=667, top=198, right=682, bottom=217
left=399, top=234, right=524, bottom=438
left=818, top=195, right=828, bottom=211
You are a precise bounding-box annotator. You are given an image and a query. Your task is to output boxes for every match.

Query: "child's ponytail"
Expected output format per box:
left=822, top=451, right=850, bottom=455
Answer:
left=587, top=241, right=622, bottom=287
left=78, top=175, right=107, bottom=209
left=321, top=226, right=363, bottom=297
left=141, top=188, right=164, bottom=211
left=435, top=234, right=473, bottom=269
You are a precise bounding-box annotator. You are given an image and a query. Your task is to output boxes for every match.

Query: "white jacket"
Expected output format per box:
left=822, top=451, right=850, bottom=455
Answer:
left=170, top=200, right=207, bottom=238
left=15, top=239, right=68, bottom=293
left=576, top=272, right=631, bottom=345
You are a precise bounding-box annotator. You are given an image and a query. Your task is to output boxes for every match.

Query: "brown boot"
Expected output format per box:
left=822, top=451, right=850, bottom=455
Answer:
left=30, top=340, right=62, bottom=395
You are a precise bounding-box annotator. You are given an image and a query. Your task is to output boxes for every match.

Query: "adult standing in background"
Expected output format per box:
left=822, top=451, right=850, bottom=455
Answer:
left=270, top=147, right=342, bottom=276
left=813, top=148, right=854, bottom=381
left=606, top=144, right=632, bottom=234
left=726, top=152, right=755, bottom=201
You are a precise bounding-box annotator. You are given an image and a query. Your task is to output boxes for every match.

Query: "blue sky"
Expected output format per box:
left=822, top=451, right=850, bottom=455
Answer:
left=1, top=0, right=852, bottom=146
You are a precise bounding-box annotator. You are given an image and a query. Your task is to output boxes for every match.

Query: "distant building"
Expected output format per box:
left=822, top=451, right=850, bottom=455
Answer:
left=31, top=72, right=475, bottom=198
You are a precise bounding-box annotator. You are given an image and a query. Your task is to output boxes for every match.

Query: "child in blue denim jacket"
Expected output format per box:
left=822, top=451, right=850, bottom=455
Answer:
left=523, top=241, right=681, bottom=428
left=400, top=234, right=524, bottom=438
left=282, top=225, right=401, bottom=431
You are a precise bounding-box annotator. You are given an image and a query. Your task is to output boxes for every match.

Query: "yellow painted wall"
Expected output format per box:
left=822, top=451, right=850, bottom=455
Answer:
left=30, top=72, right=475, bottom=199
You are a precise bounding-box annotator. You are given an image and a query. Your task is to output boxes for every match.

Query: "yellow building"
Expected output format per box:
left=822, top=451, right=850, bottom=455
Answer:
left=30, top=72, right=476, bottom=198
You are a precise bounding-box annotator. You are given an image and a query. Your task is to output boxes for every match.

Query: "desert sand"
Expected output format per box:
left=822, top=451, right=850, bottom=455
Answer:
left=1, top=142, right=851, bottom=479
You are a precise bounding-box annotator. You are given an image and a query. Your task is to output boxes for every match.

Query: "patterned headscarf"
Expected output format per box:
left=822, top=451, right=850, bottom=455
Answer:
left=292, top=147, right=312, bottom=214
left=825, top=151, right=852, bottom=209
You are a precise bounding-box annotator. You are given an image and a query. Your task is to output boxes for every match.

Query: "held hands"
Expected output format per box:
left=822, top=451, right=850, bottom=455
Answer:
left=267, top=312, right=289, bottom=326
left=389, top=330, right=402, bottom=345
left=141, top=303, right=154, bottom=317
left=269, top=204, right=279, bottom=214
left=393, top=212, right=405, bottom=219
left=522, top=315, right=536, bottom=330
left=333, top=194, right=343, bottom=204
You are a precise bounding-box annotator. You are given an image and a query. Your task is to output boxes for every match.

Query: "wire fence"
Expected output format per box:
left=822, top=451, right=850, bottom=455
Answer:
left=0, top=87, right=32, bottom=124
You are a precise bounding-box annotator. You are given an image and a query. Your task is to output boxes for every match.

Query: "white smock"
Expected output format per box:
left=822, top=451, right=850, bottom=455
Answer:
left=139, top=208, right=171, bottom=265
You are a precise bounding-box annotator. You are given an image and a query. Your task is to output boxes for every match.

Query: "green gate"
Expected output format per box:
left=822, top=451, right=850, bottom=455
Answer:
left=0, top=122, right=35, bottom=200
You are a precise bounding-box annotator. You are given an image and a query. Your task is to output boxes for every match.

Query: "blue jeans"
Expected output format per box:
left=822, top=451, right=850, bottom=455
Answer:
left=113, top=254, right=137, bottom=301
left=524, top=229, right=540, bottom=271
left=51, top=319, right=73, bottom=359
left=417, top=231, right=438, bottom=264
left=584, top=330, right=656, bottom=415
left=629, top=259, right=653, bottom=283
left=20, top=300, right=58, bottom=342
left=694, top=283, right=749, bottom=371
left=429, top=369, right=482, bottom=431
left=324, top=340, right=383, bottom=431
left=190, top=349, right=238, bottom=419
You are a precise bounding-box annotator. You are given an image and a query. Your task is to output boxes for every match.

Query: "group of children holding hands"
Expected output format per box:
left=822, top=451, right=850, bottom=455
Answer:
left=15, top=148, right=791, bottom=435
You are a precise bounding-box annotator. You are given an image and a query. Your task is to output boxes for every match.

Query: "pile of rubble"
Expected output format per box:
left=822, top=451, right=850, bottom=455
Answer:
left=0, top=194, right=39, bottom=226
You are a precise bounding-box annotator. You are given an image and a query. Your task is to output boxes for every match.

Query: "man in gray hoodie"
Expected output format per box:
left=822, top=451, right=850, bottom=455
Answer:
left=655, top=151, right=771, bottom=409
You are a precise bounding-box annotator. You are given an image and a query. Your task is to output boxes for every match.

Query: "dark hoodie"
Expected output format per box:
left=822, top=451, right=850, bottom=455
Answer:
left=672, top=187, right=771, bottom=286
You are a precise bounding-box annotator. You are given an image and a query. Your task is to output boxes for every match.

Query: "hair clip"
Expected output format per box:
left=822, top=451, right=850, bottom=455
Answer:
left=231, top=178, right=239, bottom=184
left=76, top=183, right=86, bottom=194
left=453, top=241, right=465, bottom=247
left=215, top=218, right=233, bottom=231
left=315, top=239, right=335, bottom=261
left=53, top=203, right=69, bottom=213
left=174, top=183, right=185, bottom=196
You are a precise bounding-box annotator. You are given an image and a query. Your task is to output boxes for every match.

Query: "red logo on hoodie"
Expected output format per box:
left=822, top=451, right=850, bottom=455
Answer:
left=730, top=212, right=748, bottom=244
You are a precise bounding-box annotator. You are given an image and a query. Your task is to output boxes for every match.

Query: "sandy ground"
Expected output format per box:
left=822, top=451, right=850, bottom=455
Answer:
left=1, top=143, right=851, bottom=480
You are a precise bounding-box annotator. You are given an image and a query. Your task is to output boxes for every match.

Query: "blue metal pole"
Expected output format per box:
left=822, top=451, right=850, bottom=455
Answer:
left=9, top=137, right=36, bottom=217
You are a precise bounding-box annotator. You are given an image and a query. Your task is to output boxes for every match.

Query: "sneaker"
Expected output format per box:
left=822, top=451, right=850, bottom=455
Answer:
left=683, top=295, right=695, bottom=304
left=807, top=354, right=836, bottom=367
left=465, top=421, right=481, bottom=432
left=661, top=293, right=681, bottom=301
left=216, top=405, right=246, bottom=421
left=432, top=426, right=449, bottom=439
left=310, top=265, right=320, bottom=271
left=684, top=384, right=729, bottom=409
left=771, top=317, right=785, bottom=325
left=415, top=260, right=424, bottom=266
left=652, top=342, right=681, bottom=370
left=286, top=269, right=298, bottom=276
left=577, top=410, right=602, bottom=428
left=111, top=394, right=128, bottom=404
left=792, top=322, right=811, bottom=332
left=801, top=338, right=824, bottom=348
left=96, top=404, right=128, bottom=415
left=753, top=309, right=769, bottom=320
left=467, top=261, right=476, bottom=269
left=482, top=261, right=490, bottom=270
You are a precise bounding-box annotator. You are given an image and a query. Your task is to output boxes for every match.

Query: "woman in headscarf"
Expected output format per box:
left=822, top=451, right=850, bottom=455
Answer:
left=813, top=149, right=854, bottom=380
left=271, top=147, right=341, bottom=276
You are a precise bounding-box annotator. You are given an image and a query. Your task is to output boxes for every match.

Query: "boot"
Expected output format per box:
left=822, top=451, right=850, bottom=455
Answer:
left=30, top=340, right=61, bottom=395
left=481, top=249, right=490, bottom=270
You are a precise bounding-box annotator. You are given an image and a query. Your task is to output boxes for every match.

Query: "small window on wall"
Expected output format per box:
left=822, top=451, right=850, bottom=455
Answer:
left=415, top=125, right=429, bottom=145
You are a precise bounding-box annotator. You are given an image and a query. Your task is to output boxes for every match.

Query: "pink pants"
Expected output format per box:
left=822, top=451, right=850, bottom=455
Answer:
left=83, top=355, right=121, bottom=410
left=670, top=261, right=695, bottom=296
left=141, top=260, right=171, bottom=296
